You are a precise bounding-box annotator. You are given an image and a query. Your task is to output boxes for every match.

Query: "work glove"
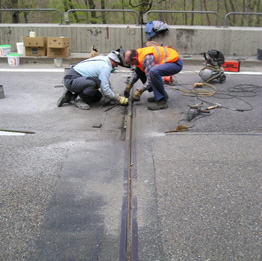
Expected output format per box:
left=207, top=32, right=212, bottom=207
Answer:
left=115, top=95, right=129, bottom=105
left=124, top=84, right=133, bottom=98
left=133, top=89, right=143, bottom=102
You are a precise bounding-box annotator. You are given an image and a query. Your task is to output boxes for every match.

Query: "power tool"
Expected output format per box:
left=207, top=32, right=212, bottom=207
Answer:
left=162, top=76, right=176, bottom=86
left=199, top=49, right=226, bottom=83
left=187, top=103, right=210, bottom=121
left=193, top=83, right=205, bottom=88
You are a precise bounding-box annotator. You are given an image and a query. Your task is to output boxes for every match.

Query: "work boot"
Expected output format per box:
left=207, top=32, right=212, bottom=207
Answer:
left=57, top=90, right=74, bottom=107
left=147, top=99, right=168, bottom=110
left=147, top=93, right=169, bottom=103
left=147, top=96, right=156, bottom=103
left=72, top=98, right=90, bottom=110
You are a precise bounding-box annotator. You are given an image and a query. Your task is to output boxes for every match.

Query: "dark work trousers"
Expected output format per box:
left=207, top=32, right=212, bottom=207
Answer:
left=64, top=67, right=102, bottom=103
left=135, top=57, right=183, bottom=101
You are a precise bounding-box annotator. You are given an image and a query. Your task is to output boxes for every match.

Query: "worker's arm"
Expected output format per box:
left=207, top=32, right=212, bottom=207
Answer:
left=98, top=68, right=116, bottom=99
left=125, top=54, right=154, bottom=96
left=99, top=68, right=128, bottom=105
left=129, top=71, right=139, bottom=86
left=140, top=54, right=154, bottom=91
left=129, top=55, right=155, bottom=102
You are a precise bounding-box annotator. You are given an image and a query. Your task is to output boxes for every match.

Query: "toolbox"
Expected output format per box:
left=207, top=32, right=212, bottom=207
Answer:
left=221, top=61, right=240, bottom=72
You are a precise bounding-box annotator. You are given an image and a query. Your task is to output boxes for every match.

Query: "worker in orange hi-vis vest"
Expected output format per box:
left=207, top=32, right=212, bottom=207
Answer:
left=123, top=46, right=183, bottom=110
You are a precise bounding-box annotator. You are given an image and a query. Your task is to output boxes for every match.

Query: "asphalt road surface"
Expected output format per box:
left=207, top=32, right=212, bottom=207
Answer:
left=0, top=61, right=261, bottom=261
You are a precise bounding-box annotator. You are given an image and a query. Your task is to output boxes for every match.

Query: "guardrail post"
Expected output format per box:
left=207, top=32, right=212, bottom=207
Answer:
left=224, top=12, right=262, bottom=27
left=64, top=12, right=69, bottom=25
left=143, top=14, right=148, bottom=24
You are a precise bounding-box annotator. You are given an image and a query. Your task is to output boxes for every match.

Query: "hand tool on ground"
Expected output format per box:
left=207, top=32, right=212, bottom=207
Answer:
left=187, top=103, right=210, bottom=121
left=104, top=104, right=119, bottom=112
left=193, top=83, right=205, bottom=88
left=165, top=125, right=189, bottom=133
left=206, top=103, right=222, bottom=110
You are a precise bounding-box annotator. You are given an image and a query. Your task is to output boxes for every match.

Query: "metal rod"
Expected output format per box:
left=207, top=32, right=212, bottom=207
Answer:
left=145, top=10, right=221, bottom=27
left=224, top=12, right=262, bottom=27
left=66, top=9, right=140, bottom=25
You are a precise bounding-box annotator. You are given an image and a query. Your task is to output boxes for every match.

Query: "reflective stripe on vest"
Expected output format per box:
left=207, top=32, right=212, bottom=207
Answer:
left=136, top=46, right=179, bottom=71
left=153, top=46, right=161, bottom=64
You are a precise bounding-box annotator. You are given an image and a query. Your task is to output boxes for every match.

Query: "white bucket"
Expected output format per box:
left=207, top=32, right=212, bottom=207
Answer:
left=16, top=42, right=25, bottom=55
left=29, top=31, right=36, bottom=37
left=54, top=58, right=63, bottom=68
left=7, top=53, right=20, bottom=66
left=0, top=45, right=11, bottom=56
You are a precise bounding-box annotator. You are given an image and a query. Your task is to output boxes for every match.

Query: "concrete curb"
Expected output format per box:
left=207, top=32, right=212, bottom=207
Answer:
left=0, top=53, right=261, bottom=67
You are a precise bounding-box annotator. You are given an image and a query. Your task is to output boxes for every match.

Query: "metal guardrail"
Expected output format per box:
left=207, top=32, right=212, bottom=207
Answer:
left=144, top=10, right=221, bottom=27
left=0, top=9, right=63, bottom=24
left=224, top=12, right=262, bottom=27
left=1, top=8, right=261, bottom=28
left=64, top=9, right=140, bottom=25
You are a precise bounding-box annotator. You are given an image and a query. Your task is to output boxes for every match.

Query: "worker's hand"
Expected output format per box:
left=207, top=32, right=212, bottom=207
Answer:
left=133, top=89, right=143, bottom=102
left=124, top=84, right=133, bottom=98
left=115, top=95, right=129, bottom=105
left=119, top=96, right=128, bottom=105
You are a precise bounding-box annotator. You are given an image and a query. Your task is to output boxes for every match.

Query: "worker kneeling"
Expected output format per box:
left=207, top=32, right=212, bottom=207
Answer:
left=57, top=50, right=128, bottom=110
left=123, top=46, right=183, bottom=110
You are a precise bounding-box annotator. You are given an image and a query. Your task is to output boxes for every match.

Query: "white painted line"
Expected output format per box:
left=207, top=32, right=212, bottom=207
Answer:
left=0, top=68, right=261, bottom=75
left=0, top=131, right=25, bottom=136
left=180, top=71, right=262, bottom=76
left=0, top=68, right=64, bottom=72
left=225, top=71, right=262, bottom=76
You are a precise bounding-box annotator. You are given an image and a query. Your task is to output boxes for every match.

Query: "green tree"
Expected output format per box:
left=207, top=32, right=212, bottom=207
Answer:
left=128, top=0, right=153, bottom=23
left=0, top=0, right=261, bottom=26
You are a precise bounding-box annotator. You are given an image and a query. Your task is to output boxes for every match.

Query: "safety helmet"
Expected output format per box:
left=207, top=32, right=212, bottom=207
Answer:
left=108, top=50, right=120, bottom=63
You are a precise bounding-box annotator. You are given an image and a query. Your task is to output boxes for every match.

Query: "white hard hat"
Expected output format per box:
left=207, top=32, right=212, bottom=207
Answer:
left=108, top=51, right=120, bottom=63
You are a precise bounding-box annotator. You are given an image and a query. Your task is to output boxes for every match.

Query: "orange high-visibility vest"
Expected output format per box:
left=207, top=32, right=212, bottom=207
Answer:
left=136, top=46, right=179, bottom=72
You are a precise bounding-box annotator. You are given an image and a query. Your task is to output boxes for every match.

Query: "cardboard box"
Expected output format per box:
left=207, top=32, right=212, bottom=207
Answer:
left=47, top=37, right=70, bottom=48
left=47, top=47, right=70, bottom=58
left=23, top=36, right=47, bottom=47
left=222, top=61, right=240, bottom=72
left=25, top=47, right=46, bottom=56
